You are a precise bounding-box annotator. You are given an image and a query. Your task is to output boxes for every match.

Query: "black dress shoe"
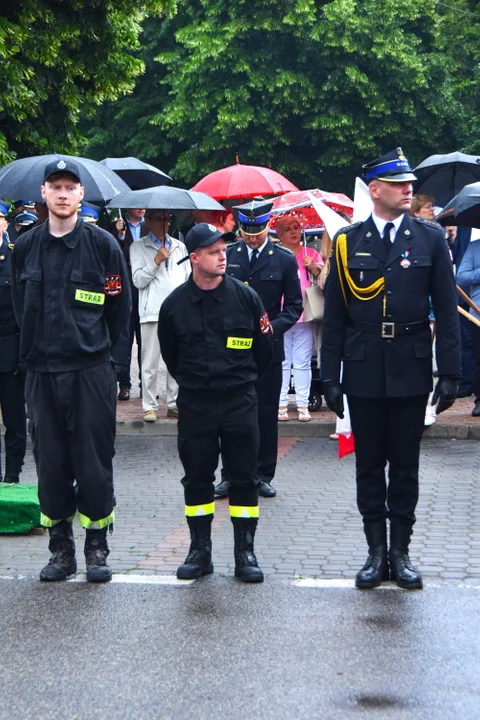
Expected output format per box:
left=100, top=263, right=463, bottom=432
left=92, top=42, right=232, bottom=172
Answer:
left=472, top=402, right=480, bottom=417
left=214, top=479, right=230, bottom=498
left=258, top=481, right=276, bottom=498
left=118, top=388, right=130, bottom=401
left=4, top=475, right=19, bottom=484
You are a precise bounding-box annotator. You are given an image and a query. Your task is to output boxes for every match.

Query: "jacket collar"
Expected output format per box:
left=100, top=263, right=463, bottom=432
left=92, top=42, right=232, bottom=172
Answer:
left=42, top=218, right=83, bottom=249
left=189, top=274, right=225, bottom=304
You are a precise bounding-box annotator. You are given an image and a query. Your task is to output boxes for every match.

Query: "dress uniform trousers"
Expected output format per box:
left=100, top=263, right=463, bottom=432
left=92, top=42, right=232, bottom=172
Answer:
left=25, top=362, right=117, bottom=528
left=177, top=386, right=259, bottom=508
left=347, top=394, right=428, bottom=525
left=0, top=368, right=26, bottom=478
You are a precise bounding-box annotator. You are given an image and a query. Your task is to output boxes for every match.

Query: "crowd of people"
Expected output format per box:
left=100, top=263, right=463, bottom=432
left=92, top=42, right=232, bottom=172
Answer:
left=0, top=145, right=476, bottom=588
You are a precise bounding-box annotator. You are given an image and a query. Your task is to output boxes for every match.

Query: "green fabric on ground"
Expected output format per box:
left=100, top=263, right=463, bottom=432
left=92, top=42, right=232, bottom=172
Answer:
left=0, top=484, right=40, bottom=534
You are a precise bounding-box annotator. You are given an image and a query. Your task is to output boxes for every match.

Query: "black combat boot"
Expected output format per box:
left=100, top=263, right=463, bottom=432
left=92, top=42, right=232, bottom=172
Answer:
left=85, top=528, right=112, bottom=583
left=355, top=521, right=389, bottom=589
left=232, top=517, right=264, bottom=583
left=389, top=520, right=423, bottom=590
left=40, top=520, right=77, bottom=582
left=177, top=516, right=214, bottom=580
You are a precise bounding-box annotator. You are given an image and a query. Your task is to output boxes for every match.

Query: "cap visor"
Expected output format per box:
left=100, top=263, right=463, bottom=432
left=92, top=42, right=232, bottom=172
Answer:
left=239, top=222, right=268, bottom=235
left=374, top=172, right=417, bottom=182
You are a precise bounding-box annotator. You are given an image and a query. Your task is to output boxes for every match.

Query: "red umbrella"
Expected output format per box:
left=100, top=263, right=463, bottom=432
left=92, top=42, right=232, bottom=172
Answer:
left=191, top=163, right=299, bottom=200
left=270, top=189, right=353, bottom=233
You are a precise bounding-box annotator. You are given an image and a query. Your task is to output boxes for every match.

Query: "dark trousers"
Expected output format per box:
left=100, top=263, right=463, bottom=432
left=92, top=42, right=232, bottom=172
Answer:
left=472, top=324, right=480, bottom=400
left=25, top=363, right=117, bottom=525
left=459, top=311, right=474, bottom=394
left=0, top=371, right=26, bottom=478
left=177, top=387, right=259, bottom=507
left=255, top=361, right=282, bottom=483
left=118, top=288, right=141, bottom=390
left=347, top=395, right=428, bottom=526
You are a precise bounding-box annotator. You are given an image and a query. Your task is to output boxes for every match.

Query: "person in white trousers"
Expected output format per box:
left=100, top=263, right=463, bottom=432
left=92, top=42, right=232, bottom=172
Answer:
left=276, top=214, right=323, bottom=422
left=130, top=210, right=190, bottom=422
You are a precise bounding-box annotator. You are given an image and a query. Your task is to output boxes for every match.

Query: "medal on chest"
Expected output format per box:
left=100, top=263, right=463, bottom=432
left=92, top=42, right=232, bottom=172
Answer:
left=400, top=250, right=411, bottom=269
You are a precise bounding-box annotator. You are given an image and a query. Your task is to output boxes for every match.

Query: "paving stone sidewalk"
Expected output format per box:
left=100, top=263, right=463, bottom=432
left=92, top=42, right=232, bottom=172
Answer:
left=1, top=436, right=479, bottom=582
left=117, top=346, right=480, bottom=437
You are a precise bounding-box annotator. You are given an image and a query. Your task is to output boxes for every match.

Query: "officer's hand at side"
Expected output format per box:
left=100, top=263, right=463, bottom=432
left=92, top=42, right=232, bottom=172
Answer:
left=323, top=381, right=344, bottom=419
left=431, top=376, right=458, bottom=415
left=155, top=247, right=170, bottom=265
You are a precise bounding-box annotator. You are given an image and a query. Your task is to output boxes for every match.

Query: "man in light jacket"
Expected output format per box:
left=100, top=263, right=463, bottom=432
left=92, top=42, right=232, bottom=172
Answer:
left=130, top=210, right=190, bottom=422
left=457, top=236, right=480, bottom=417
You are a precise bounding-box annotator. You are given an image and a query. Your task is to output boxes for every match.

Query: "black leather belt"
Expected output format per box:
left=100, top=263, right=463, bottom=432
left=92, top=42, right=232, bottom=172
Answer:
left=347, top=318, right=429, bottom=338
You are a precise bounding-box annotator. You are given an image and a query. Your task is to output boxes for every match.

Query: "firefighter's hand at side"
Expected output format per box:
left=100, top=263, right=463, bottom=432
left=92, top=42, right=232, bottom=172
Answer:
left=323, top=381, right=344, bottom=419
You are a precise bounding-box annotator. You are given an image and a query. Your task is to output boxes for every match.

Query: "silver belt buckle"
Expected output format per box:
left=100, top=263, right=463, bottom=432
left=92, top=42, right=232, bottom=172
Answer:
left=381, top=322, right=395, bottom=338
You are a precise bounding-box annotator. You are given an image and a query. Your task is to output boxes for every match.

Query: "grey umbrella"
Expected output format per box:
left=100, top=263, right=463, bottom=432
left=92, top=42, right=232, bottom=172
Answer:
left=414, top=151, right=480, bottom=208
left=100, top=157, right=171, bottom=189
left=106, top=186, right=225, bottom=211
left=0, top=154, right=130, bottom=204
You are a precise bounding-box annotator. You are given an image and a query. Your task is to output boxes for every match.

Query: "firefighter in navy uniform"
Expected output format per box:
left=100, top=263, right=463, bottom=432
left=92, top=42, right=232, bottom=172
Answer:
left=321, top=148, right=461, bottom=590
left=0, top=200, right=26, bottom=483
left=159, top=223, right=273, bottom=582
left=11, top=160, right=131, bottom=583
left=214, top=200, right=302, bottom=499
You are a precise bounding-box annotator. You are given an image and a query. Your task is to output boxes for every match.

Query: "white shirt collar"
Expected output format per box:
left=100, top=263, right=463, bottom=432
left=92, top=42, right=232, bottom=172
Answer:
left=246, top=237, right=269, bottom=258
left=371, top=212, right=404, bottom=242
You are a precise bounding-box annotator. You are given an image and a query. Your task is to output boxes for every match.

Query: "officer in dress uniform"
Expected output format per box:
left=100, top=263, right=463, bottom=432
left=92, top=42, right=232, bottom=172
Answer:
left=14, top=210, right=38, bottom=238
left=321, top=148, right=461, bottom=590
left=78, top=201, right=101, bottom=224
left=159, top=223, right=273, bottom=582
left=214, top=200, right=303, bottom=498
left=7, top=200, right=36, bottom=243
left=12, top=160, right=131, bottom=583
left=0, top=200, right=26, bottom=483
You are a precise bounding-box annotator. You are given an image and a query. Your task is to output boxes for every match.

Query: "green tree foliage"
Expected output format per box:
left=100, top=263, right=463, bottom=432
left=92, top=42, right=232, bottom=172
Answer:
left=152, top=0, right=461, bottom=190
left=0, top=0, right=172, bottom=165
left=85, top=14, right=182, bottom=174
left=83, top=0, right=479, bottom=192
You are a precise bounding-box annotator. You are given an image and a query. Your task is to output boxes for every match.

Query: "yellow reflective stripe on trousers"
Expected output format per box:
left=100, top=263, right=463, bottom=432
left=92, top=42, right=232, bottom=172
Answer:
left=185, top=503, right=215, bottom=517
left=40, top=513, right=75, bottom=527
left=229, top=505, right=259, bottom=519
left=78, top=510, right=115, bottom=529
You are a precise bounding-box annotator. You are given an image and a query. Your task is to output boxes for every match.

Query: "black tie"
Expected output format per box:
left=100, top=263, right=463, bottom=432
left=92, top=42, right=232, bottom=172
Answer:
left=383, top=222, right=394, bottom=251
left=250, top=249, right=259, bottom=270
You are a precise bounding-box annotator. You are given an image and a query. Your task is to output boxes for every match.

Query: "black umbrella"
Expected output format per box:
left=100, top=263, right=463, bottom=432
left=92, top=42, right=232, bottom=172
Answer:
left=0, top=154, right=130, bottom=204
left=100, top=157, right=171, bottom=189
left=107, top=186, right=225, bottom=212
left=414, top=151, right=480, bottom=208
left=436, top=182, right=480, bottom=229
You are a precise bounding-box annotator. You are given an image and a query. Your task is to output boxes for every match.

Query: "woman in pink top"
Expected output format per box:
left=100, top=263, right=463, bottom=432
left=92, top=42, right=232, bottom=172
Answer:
left=276, top=213, right=323, bottom=421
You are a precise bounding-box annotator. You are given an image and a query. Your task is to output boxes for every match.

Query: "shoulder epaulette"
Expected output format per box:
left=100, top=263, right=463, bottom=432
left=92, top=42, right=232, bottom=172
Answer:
left=333, top=222, right=362, bottom=240
left=276, top=244, right=296, bottom=256
left=412, top=217, right=444, bottom=231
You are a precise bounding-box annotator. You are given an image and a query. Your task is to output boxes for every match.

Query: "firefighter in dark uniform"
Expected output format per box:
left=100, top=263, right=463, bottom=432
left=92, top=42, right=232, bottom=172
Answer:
left=159, top=223, right=273, bottom=582
left=321, top=148, right=461, bottom=590
left=214, top=200, right=303, bottom=498
left=0, top=200, right=26, bottom=483
left=11, top=159, right=131, bottom=583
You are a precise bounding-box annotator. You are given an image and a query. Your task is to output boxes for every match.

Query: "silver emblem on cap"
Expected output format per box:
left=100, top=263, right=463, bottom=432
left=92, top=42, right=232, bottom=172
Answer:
left=57, top=160, right=67, bottom=170
left=207, top=223, right=217, bottom=232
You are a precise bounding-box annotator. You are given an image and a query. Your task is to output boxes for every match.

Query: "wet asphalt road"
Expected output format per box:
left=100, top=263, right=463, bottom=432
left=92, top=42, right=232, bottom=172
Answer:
left=0, top=576, right=479, bottom=719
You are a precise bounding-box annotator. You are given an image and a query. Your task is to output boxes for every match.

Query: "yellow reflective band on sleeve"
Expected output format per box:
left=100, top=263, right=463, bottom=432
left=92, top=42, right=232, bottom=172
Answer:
left=229, top=505, right=259, bottom=519
left=40, top=513, right=76, bottom=527
left=75, top=289, right=105, bottom=305
left=78, top=510, right=115, bottom=529
left=226, top=337, right=253, bottom=349
left=185, top=502, right=215, bottom=517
